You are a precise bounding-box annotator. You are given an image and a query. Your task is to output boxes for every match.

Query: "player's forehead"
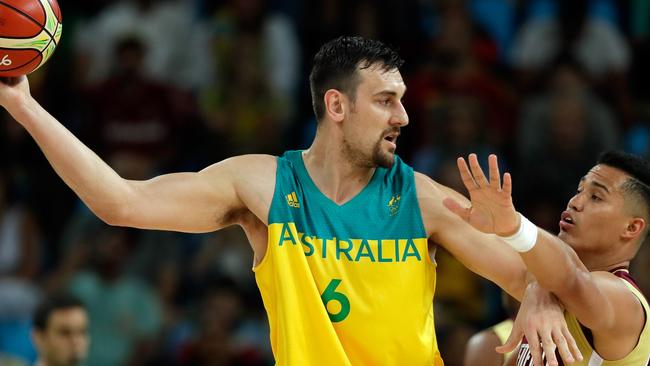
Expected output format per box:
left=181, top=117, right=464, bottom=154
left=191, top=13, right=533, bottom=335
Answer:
left=581, top=164, right=629, bottom=191
left=356, top=64, right=406, bottom=96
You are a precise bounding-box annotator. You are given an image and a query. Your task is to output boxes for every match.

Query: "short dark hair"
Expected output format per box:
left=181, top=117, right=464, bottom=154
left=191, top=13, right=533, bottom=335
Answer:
left=309, top=36, right=404, bottom=120
left=597, top=151, right=650, bottom=227
left=33, top=294, right=85, bottom=331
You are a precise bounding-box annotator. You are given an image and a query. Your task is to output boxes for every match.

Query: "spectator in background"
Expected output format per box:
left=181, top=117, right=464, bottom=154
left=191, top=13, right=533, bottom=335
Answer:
left=409, top=0, right=516, bottom=153
left=511, top=0, right=631, bottom=120
left=198, top=0, right=299, bottom=155
left=32, top=294, right=89, bottom=366
left=177, top=278, right=268, bottom=366
left=84, top=35, right=190, bottom=180
left=0, top=170, right=42, bottom=365
left=52, top=227, right=162, bottom=366
left=412, top=96, right=498, bottom=178
left=72, top=0, right=210, bottom=90
left=517, top=60, right=619, bottom=204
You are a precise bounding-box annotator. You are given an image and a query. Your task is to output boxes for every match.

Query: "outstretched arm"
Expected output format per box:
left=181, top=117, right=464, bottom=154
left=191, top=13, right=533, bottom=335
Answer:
left=447, top=154, right=645, bottom=348
left=416, top=172, right=527, bottom=300
left=0, top=77, right=275, bottom=233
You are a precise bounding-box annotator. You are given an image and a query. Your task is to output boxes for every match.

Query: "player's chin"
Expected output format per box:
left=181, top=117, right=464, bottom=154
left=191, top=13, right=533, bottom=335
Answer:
left=375, top=151, right=395, bottom=168
left=558, top=230, right=579, bottom=247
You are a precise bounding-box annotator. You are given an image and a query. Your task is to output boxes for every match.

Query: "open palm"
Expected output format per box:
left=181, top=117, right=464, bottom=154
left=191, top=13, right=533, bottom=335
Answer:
left=443, top=154, right=519, bottom=236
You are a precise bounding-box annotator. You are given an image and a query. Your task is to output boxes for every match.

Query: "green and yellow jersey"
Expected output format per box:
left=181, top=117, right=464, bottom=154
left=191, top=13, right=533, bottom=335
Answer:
left=254, top=150, right=441, bottom=365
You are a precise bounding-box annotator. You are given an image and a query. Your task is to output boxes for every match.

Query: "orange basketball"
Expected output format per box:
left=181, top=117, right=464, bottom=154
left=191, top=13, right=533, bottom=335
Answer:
left=0, top=0, right=62, bottom=77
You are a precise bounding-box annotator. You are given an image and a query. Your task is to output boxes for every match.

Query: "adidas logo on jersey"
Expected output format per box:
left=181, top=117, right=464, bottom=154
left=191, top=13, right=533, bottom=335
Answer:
left=286, top=192, right=300, bottom=208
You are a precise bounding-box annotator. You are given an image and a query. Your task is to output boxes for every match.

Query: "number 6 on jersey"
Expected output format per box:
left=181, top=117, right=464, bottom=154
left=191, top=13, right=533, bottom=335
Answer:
left=321, top=279, right=350, bottom=322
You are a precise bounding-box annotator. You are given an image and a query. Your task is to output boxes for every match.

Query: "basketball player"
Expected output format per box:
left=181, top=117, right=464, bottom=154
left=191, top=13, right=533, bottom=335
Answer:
left=32, top=294, right=89, bottom=366
left=446, top=152, right=650, bottom=365
left=0, top=36, right=572, bottom=365
left=464, top=293, right=519, bottom=366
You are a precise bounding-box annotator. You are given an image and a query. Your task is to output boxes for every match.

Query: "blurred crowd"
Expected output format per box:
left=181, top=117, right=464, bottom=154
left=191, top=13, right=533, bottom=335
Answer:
left=0, top=0, right=649, bottom=365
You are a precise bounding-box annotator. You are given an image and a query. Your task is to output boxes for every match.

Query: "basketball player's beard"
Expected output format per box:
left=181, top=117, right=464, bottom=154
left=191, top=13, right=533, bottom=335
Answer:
left=342, top=132, right=395, bottom=169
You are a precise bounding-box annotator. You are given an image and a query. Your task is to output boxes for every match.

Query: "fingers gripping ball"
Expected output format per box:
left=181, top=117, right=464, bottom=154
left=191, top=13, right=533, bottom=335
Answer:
left=0, top=0, right=62, bottom=76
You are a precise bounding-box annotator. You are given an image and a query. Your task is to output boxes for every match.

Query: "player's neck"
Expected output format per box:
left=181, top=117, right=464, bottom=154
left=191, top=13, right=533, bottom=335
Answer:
left=303, top=135, right=375, bottom=205
left=577, top=250, right=631, bottom=272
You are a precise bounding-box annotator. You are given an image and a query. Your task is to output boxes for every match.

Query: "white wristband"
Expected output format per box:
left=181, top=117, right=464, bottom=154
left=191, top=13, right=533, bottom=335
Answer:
left=500, top=213, right=538, bottom=253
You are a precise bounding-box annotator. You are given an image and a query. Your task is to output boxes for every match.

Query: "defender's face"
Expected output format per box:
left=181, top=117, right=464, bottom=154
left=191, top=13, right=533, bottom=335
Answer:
left=34, top=307, right=89, bottom=366
left=342, top=65, right=409, bottom=168
left=559, top=165, right=632, bottom=254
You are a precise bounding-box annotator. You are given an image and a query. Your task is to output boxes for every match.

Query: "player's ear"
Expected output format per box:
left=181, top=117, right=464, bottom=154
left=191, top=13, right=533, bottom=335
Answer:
left=622, top=217, right=645, bottom=240
left=324, top=89, right=345, bottom=123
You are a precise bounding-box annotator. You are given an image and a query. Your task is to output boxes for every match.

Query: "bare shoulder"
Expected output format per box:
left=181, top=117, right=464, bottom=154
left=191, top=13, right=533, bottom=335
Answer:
left=414, top=171, right=442, bottom=199
left=414, top=171, right=470, bottom=204
left=591, top=271, right=646, bottom=323
left=201, top=154, right=277, bottom=177
left=588, top=271, right=646, bottom=355
left=414, top=171, right=472, bottom=238
left=414, top=172, right=448, bottom=237
left=201, top=154, right=278, bottom=225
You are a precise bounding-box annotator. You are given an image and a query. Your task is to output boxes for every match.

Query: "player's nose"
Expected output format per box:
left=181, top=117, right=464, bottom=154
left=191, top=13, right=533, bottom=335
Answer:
left=391, top=101, right=409, bottom=127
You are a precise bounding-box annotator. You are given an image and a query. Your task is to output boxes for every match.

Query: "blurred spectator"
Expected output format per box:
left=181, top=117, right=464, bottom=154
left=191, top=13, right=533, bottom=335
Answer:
left=467, top=0, right=516, bottom=61
left=0, top=170, right=42, bottom=365
left=409, top=1, right=516, bottom=152
left=73, top=0, right=210, bottom=90
left=517, top=61, right=619, bottom=202
left=412, top=96, right=500, bottom=178
left=83, top=36, right=192, bottom=180
left=512, top=0, right=630, bottom=81
left=198, top=0, right=299, bottom=155
left=511, top=0, right=632, bottom=121
left=177, top=278, right=268, bottom=366
left=32, top=293, right=89, bottom=366
left=56, top=227, right=163, bottom=366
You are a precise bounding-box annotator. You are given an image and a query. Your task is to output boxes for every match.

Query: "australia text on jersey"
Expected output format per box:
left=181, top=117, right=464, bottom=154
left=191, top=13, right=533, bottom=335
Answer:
left=271, top=222, right=426, bottom=263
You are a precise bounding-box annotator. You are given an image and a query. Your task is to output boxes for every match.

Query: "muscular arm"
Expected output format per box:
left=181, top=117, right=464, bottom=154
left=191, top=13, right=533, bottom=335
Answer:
left=416, top=173, right=528, bottom=300
left=519, top=230, right=644, bottom=357
left=2, top=78, right=275, bottom=234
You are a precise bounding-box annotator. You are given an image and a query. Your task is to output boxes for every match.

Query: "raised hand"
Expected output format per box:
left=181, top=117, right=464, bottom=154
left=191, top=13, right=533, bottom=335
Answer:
left=498, top=282, right=583, bottom=366
left=443, top=153, right=519, bottom=236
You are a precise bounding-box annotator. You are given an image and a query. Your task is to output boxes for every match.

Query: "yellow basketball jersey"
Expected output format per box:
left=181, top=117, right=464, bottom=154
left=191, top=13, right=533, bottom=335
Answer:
left=254, top=151, right=442, bottom=365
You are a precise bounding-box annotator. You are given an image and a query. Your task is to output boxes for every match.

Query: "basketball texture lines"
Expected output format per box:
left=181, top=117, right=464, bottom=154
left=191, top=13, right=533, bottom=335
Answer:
left=0, top=0, right=62, bottom=76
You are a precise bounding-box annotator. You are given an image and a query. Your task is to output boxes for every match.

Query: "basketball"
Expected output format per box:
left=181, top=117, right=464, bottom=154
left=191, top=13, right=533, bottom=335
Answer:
left=0, top=0, right=62, bottom=77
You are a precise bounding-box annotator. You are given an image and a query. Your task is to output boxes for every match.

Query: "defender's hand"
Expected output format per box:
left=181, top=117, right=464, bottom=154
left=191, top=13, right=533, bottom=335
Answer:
left=498, top=282, right=583, bottom=366
left=443, top=153, right=519, bottom=236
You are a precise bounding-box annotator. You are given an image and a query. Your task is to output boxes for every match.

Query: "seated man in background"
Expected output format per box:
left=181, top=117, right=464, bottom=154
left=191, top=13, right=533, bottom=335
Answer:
left=32, top=294, right=89, bottom=366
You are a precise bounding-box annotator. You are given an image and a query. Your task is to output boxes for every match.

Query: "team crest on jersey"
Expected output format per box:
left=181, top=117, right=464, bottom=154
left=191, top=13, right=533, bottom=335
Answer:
left=286, top=192, right=300, bottom=208
left=388, top=195, right=401, bottom=216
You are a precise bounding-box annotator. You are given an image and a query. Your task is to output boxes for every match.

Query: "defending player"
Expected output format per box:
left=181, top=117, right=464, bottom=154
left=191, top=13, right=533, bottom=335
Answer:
left=447, top=153, right=650, bottom=365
